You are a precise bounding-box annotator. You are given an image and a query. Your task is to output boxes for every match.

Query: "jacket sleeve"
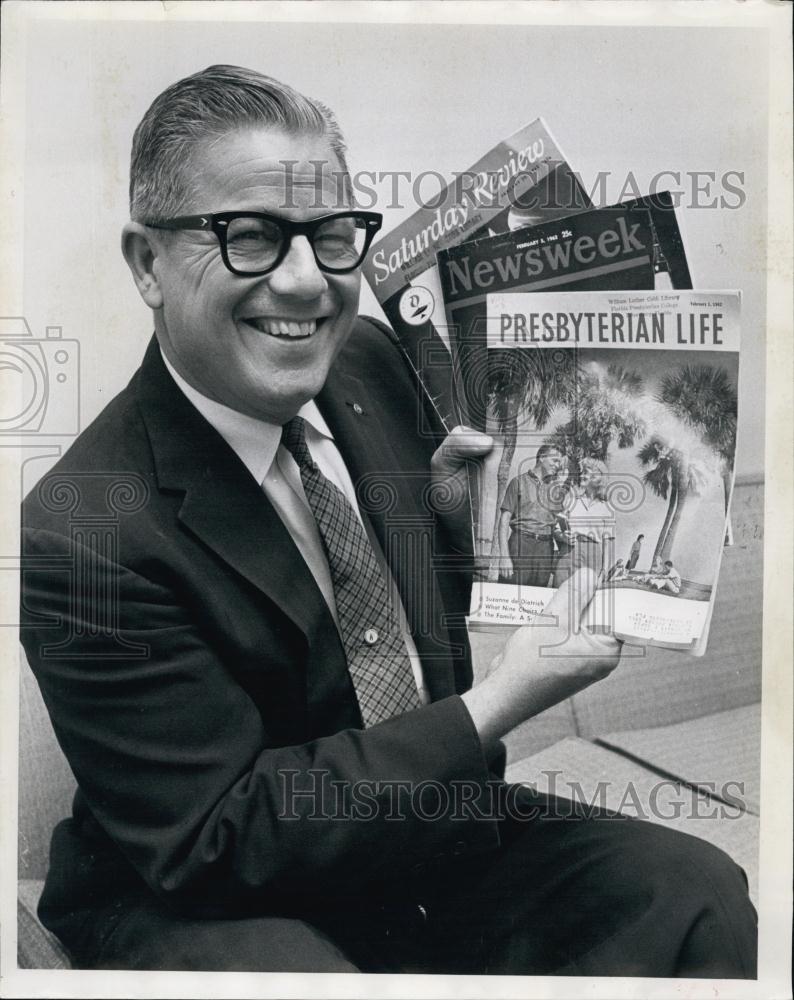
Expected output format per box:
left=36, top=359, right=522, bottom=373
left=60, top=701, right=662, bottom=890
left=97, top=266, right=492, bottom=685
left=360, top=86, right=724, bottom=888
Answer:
left=21, top=524, right=500, bottom=917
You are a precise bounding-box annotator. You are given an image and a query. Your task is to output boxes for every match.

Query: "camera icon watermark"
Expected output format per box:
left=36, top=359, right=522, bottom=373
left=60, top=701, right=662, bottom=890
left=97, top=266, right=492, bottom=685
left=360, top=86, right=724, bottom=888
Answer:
left=0, top=316, right=80, bottom=436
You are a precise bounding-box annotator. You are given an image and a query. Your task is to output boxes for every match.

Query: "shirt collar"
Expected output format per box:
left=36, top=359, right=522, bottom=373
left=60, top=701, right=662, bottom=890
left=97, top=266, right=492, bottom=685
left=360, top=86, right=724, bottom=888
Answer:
left=160, top=348, right=334, bottom=485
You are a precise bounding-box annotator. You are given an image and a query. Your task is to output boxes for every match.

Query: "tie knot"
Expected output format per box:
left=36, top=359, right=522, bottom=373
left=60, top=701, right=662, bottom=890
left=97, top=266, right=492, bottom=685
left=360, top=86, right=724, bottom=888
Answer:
left=281, top=416, right=315, bottom=471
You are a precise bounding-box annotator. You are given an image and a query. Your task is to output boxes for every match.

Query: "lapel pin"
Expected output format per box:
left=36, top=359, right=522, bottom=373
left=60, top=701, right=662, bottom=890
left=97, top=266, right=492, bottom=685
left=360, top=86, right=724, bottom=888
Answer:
left=349, top=402, right=365, bottom=415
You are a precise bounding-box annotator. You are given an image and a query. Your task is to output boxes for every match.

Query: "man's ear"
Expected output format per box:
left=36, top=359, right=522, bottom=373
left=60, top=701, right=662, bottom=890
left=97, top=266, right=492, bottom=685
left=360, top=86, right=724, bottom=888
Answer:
left=121, top=223, right=164, bottom=310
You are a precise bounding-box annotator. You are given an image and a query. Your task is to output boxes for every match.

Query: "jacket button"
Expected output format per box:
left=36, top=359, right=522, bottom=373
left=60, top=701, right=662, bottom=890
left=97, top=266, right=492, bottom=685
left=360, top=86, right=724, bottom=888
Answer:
left=364, top=628, right=379, bottom=645
left=452, top=840, right=467, bottom=855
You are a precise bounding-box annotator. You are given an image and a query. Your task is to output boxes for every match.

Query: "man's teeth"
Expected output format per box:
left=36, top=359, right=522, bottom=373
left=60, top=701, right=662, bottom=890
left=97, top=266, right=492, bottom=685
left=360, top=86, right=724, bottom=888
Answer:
left=247, top=318, right=319, bottom=337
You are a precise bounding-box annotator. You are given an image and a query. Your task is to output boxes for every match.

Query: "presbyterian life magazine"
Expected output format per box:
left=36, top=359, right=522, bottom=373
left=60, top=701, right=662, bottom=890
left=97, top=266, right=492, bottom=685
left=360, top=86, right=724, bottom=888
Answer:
left=467, top=289, right=740, bottom=654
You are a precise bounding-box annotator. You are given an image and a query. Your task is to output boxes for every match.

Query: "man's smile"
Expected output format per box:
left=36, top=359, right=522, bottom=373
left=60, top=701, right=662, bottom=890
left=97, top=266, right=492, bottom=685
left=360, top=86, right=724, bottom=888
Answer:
left=241, top=316, right=328, bottom=339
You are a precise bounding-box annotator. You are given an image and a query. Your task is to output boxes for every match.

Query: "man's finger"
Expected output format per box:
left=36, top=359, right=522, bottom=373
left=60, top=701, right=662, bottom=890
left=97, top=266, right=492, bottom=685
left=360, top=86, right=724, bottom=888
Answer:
left=432, top=426, right=494, bottom=473
left=543, top=568, right=599, bottom=620
left=544, top=566, right=598, bottom=613
left=580, top=628, right=623, bottom=654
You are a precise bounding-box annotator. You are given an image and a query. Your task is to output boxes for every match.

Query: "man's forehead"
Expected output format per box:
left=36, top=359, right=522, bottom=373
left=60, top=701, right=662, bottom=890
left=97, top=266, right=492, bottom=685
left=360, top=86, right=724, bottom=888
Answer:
left=189, top=127, right=349, bottom=211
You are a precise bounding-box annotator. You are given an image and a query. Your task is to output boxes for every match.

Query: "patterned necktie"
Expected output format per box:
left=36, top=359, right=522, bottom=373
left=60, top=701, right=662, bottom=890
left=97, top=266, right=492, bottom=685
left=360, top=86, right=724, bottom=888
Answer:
left=281, top=416, right=421, bottom=726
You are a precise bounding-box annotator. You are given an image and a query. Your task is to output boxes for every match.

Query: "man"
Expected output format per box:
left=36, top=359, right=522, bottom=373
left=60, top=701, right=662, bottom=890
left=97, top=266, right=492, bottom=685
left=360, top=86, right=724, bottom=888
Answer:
left=627, top=533, right=644, bottom=570
left=20, top=65, right=756, bottom=975
left=651, top=559, right=683, bottom=595
left=498, top=445, right=566, bottom=586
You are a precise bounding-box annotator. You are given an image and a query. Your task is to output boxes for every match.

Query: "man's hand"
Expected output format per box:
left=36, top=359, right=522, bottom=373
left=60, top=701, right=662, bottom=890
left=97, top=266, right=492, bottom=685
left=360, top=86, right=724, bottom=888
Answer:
left=429, top=425, right=494, bottom=548
left=462, top=569, right=621, bottom=757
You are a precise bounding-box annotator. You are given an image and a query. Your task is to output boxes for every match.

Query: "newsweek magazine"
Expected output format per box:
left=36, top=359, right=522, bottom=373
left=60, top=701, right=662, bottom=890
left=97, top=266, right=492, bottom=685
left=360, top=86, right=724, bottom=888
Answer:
left=437, top=194, right=693, bottom=436
left=360, top=118, right=590, bottom=425
left=465, top=289, right=740, bottom=653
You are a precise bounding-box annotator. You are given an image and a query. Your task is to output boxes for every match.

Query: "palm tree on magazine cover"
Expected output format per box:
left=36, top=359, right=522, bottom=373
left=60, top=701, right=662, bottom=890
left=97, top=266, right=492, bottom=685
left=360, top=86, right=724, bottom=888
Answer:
left=638, top=364, right=735, bottom=564
left=638, top=437, right=707, bottom=565
left=543, top=362, right=647, bottom=472
left=658, top=363, right=737, bottom=516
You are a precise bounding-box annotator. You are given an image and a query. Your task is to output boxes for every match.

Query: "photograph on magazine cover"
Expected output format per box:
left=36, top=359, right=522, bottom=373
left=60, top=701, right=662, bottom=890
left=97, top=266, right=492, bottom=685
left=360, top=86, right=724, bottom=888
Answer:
left=1, top=3, right=791, bottom=999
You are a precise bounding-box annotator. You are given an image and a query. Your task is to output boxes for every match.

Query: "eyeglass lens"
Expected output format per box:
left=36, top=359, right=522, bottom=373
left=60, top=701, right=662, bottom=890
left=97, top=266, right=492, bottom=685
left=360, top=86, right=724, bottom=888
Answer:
left=225, top=216, right=368, bottom=272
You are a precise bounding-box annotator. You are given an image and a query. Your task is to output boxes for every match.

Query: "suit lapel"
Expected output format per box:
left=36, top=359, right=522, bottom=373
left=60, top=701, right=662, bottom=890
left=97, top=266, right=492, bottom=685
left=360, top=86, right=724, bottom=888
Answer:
left=136, top=338, right=335, bottom=643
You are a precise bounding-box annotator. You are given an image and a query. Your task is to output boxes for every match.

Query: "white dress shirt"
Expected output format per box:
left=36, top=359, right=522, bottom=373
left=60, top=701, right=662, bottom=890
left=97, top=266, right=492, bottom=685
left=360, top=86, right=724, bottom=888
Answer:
left=161, top=350, right=428, bottom=704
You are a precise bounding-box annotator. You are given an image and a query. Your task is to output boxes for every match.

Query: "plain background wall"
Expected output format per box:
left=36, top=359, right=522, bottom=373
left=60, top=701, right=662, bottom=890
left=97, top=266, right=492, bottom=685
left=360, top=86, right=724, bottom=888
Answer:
left=13, top=17, right=768, bottom=483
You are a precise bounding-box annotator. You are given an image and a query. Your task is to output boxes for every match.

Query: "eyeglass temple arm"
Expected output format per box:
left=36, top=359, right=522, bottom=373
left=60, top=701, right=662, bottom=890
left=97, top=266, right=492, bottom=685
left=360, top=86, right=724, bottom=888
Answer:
left=143, top=216, right=212, bottom=231
left=144, top=212, right=382, bottom=235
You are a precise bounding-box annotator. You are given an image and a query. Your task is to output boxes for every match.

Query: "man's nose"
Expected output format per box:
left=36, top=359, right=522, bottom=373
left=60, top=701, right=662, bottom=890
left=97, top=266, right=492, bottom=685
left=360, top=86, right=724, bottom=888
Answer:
left=267, top=235, right=328, bottom=297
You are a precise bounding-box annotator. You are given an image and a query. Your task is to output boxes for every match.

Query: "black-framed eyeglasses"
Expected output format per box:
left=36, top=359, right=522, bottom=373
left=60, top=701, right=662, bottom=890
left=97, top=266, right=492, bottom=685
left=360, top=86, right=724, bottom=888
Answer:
left=143, top=210, right=383, bottom=277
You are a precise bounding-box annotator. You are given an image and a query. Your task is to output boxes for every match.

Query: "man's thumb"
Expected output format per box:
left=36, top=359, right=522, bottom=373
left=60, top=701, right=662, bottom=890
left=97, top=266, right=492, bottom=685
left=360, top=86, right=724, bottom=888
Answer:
left=543, top=568, right=599, bottom=621
left=432, top=426, right=494, bottom=475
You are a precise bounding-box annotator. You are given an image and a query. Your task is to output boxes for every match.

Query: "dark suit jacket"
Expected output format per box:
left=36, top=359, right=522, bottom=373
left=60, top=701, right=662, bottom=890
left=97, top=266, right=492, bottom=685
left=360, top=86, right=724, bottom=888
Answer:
left=21, top=317, right=499, bottom=929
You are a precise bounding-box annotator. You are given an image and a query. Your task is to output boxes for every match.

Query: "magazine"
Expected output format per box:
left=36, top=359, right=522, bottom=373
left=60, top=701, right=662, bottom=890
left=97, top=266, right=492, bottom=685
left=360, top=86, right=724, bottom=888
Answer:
left=361, top=119, right=590, bottom=427
left=438, top=202, right=662, bottom=433
left=437, top=190, right=692, bottom=420
left=612, top=191, right=693, bottom=290
left=465, top=290, right=740, bottom=653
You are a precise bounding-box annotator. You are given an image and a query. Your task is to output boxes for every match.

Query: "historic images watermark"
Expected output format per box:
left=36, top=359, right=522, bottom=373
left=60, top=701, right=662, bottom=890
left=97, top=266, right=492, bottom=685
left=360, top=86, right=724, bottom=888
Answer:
left=278, top=769, right=749, bottom=823
left=278, top=162, right=747, bottom=213
left=3, top=315, right=81, bottom=630
left=1, top=317, right=80, bottom=437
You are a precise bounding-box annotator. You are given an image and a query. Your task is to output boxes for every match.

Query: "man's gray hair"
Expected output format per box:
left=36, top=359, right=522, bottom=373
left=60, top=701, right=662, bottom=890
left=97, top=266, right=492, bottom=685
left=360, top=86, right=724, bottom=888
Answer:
left=130, top=64, right=351, bottom=222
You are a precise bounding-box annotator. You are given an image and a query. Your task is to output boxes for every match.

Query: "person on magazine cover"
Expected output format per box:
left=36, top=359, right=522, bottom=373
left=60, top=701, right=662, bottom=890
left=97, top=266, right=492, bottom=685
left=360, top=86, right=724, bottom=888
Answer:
left=650, top=559, right=683, bottom=595
left=627, top=533, right=644, bottom=570
left=638, top=555, right=665, bottom=585
left=553, top=458, right=616, bottom=586
left=20, top=64, right=757, bottom=975
left=497, top=444, right=566, bottom=587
